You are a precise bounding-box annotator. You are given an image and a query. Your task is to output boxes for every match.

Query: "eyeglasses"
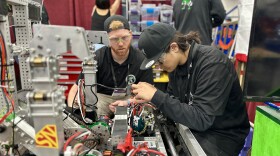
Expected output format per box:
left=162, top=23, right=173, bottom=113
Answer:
left=109, top=35, right=131, bottom=44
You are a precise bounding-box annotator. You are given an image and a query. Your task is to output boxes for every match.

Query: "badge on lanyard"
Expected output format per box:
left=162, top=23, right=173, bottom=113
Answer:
left=110, top=62, right=130, bottom=97
left=112, top=88, right=127, bottom=97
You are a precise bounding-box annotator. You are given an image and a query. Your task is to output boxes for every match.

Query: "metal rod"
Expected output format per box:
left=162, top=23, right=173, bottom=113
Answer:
left=162, top=125, right=179, bottom=156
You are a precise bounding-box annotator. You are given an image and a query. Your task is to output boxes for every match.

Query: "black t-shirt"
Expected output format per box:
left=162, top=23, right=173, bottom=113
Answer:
left=151, top=43, right=249, bottom=155
left=91, top=9, right=110, bottom=31
left=77, top=46, right=153, bottom=95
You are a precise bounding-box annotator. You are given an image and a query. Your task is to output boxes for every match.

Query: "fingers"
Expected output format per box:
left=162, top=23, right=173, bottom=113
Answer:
left=110, top=101, right=120, bottom=106
left=131, top=82, right=145, bottom=89
left=134, top=99, right=147, bottom=104
left=131, top=84, right=138, bottom=90
left=109, top=105, right=116, bottom=112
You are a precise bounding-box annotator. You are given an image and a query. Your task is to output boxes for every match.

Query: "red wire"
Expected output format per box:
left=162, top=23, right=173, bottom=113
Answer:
left=130, top=143, right=166, bottom=156
left=63, top=131, right=83, bottom=151
left=0, top=35, right=15, bottom=124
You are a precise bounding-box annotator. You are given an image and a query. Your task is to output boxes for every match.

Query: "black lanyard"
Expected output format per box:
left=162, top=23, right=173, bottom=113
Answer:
left=177, top=41, right=196, bottom=102
left=110, top=63, right=130, bottom=88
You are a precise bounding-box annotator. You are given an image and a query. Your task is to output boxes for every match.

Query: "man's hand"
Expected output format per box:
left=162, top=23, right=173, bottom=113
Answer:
left=131, top=82, right=157, bottom=103
left=109, top=100, right=128, bottom=112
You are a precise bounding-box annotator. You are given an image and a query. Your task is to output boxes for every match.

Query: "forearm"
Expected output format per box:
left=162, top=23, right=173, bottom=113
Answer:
left=110, top=0, right=121, bottom=15
left=67, top=84, right=78, bottom=107
left=151, top=90, right=215, bottom=131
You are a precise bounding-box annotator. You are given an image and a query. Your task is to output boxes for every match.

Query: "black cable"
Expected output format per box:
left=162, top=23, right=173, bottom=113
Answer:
left=79, top=80, right=85, bottom=112
left=81, top=140, right=98, bottom=155
left=88, top=83, right=125, bottom=90
left=15, top=148, right=21, bottom=156
left=12, top=145, right=21, bottom=156
left=89, top=85, right=98, bottom=106
left=81, top=82, right=97, bottom=108
left=63, top=112, right=70, bottom=121
left=13, top=117, right=24, bottom=126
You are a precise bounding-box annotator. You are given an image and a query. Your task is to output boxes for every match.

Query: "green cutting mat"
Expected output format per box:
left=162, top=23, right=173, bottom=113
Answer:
left=252, top=106, right=280, bottom=156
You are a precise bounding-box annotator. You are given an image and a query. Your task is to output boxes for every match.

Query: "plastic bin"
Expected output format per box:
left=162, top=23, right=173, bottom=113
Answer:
left=132, top=35, right=140, bottom=48
left=129, top=9, right=141, bottom=21
left=129, top=0, right=141, bottom=10
left=141, top=7, right=160, bottom=21
left=160, top=10, right=173, bottom=23
left=140, top=21, right=158, bottom=31
left=129, top=21, right=141, bottom=32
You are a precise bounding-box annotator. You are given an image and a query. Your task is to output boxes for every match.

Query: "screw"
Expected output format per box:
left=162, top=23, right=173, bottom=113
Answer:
left=46, top=49, right=52, bottom=54
left=55, top=35, right=61, bottom=41
left=37, top=35, right=43, bottom=40
left=76, top=28, right=81, bottom=33
left=20, top=132, right=25, bottom=137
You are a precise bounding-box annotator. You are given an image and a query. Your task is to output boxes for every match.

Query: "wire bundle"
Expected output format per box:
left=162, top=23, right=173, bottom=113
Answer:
left=0, top=30, right=15, bottom=125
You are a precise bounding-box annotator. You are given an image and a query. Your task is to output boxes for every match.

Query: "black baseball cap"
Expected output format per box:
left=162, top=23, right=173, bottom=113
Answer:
left=104, top=15, right=130, bottom=33
left=139, top=23, right=176, bottom=70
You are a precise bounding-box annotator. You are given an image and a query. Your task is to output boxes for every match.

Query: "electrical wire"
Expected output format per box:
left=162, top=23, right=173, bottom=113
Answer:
left=77, top=79, right=89, bottom=123
left=63, top=131, right=83, bottom=151
left=90, top=83, right=125, bottom=91
left=0, top=30, right=15, bottom=125
left=130, top=143, right=165, bottom=156
left=75, top=131, right=91, bottom=140
left=0, top=31, right=19, bottom=155
left=82, top=141, right=98, bottom=155
left=73, top=143, right=83, bottom=156
left=0, top=30, right=9, bottom=114
left=88, top=82, right=129, bottom=108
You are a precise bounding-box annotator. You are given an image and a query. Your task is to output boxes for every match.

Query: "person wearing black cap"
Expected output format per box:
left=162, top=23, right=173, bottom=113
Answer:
left=67, top=15, right=153, bottom=118
left=129, top=23, right=249, bottom=155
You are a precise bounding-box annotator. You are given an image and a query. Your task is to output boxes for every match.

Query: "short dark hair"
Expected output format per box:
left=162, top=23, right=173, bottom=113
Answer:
left=96, top=0, right=110, bottom=9
left=165, top=31, right=201, bottom=52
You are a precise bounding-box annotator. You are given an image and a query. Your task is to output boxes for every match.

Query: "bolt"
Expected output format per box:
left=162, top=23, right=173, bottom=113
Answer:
left=55, top=35, right=61, bottom=41
left=9, top=58, right=14, bottom=63
left=20, top=132, right=25, bottom=137
left=29, top=48, right=36, bottom=54
left=46, top=49, right=52, bottom=54
left=76, top=28, right=81, bottom=33
left=37, top=35, right=43, bottom=40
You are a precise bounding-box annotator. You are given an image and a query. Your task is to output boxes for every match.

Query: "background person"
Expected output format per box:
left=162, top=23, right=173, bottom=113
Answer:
left=91, top=0, right=121, bottom=30
left=173, top=0, right=226, bottom=45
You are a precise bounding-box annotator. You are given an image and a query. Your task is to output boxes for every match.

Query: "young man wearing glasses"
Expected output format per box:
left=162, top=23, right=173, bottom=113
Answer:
left=67, top=15, right=153, bottom=118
